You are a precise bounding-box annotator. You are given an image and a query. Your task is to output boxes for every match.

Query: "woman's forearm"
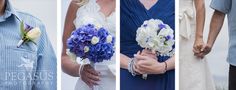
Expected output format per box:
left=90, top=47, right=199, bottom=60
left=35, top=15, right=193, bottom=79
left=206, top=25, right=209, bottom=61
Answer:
left=61, top=55, right=80, bottom=77
left=61, top=1, right=81, bottom=77
left=120, top=54, right=131, bottom=69
left=165, top=55, right=175, bottom=71
left=194, top=0, right=205, bottom=40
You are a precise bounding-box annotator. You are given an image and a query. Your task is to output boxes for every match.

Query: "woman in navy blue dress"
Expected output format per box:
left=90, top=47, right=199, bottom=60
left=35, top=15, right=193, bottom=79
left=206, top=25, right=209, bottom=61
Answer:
left=120, top=0, right=175, bottom=90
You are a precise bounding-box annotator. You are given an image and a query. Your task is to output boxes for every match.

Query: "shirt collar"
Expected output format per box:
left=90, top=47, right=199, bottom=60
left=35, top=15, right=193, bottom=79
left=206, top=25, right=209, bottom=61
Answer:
left=0, top=0, right=20, bottom=22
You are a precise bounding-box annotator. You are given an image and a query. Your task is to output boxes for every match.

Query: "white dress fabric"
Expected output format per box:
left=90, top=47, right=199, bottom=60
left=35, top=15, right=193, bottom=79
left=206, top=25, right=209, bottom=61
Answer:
left=73, top=0, right=116, bottom=90
left=179, top=0, right=216, bottom=90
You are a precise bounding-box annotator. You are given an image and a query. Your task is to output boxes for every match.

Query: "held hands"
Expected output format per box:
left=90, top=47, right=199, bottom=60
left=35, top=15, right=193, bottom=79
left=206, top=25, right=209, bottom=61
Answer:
left=193, top=39, right=212, bottom=59
left=79, top=64, right=100, bottom=88
left=133, top=49, right=166, bottom=75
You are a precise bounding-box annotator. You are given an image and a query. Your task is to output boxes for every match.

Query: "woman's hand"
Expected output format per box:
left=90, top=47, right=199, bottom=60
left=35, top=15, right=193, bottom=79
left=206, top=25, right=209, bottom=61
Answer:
left=80, top=64, right=100, bottom=88
left=133, top=54, right=165, bottom=75
left=193, top=38, right=206, bottom=59
left=141, top=49, right=157, bottom=60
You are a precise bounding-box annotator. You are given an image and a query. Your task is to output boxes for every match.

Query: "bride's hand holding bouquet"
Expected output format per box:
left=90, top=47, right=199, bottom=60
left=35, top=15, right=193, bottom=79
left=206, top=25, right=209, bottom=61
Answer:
left=66, top=24, right=115, bottom=88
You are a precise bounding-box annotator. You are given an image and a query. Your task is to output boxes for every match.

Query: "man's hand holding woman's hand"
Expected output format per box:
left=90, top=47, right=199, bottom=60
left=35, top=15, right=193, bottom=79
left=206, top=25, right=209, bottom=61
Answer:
left=193, top=39, right=212, bottom=59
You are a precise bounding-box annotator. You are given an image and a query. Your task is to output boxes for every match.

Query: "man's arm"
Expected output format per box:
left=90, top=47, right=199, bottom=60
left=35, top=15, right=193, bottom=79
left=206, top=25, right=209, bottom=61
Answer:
left=201, top=10, right=226, bottom=55
left=32, top=23, right=57, bottom=90
left=207, top=10, right=225, bottom=47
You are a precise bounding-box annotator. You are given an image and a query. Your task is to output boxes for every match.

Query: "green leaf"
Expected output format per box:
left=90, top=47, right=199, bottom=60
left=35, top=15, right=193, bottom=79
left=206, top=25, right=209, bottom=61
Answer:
left=20, top=21, right=27, bottom=37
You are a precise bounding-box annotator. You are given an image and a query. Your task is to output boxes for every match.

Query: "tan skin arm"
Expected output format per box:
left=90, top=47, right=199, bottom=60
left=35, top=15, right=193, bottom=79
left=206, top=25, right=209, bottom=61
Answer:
left=204, top=10, right=225, bottom=54
left=0, top=0, right=5, bottom=15
left=194, top=0, right=205, bottom=39
left=207, top=11, right=225, bottom=47
left=193, top=0, right=206, bottom=58
left=165, top=56, right=175, bottom=71
left=120, top=54, right=130, bottom=69
left=61, top=1, right=81, bottom=77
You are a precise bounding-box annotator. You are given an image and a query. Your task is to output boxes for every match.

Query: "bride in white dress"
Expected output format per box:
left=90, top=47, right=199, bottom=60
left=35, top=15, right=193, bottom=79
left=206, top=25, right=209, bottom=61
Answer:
left=179, top=0, right=215, bottom=90
left=61, top=0, right=116, bottom=90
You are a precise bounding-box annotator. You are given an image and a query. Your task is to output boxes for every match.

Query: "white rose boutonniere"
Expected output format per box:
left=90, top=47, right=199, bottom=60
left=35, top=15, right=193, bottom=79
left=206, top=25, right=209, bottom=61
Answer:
left=17, top=21, right=41, bottom=48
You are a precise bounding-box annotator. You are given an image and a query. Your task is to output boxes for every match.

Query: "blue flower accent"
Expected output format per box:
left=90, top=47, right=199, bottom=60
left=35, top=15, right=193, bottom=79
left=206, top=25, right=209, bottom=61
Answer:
left=165, top=35, right=171, bottom=40
left=143, top=24, right=148, bottom=27
left=67, top=24, right=115, bottom=63
left=158, top=24, right=166, bottom=29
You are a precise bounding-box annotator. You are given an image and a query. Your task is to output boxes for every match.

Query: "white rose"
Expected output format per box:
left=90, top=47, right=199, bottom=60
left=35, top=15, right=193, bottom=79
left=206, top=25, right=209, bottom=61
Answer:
left=106, top=35, right=113, bottom=43
left=27, top=27, right=41, bottom=40
left=84, top=46, right=90, bottom=53
left=91, top=36, right=99, bottom=44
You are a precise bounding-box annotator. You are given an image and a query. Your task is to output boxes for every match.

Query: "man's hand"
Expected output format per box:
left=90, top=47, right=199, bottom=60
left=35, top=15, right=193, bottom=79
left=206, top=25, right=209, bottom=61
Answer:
left=193, top=43, right=212, bottom=59
left=201, top=44, right=212, bottom=56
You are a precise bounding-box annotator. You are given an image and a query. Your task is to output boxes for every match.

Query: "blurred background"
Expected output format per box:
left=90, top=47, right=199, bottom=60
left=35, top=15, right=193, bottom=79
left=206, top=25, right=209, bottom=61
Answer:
left=204, top=0, right=228, bottom=89
left=11, top=0, right=57, bottom=52
left=61, top=0, right=78, bottom=90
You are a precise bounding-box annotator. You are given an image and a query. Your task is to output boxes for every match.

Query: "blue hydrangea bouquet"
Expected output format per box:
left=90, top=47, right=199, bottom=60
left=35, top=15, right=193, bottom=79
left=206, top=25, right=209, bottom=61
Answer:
left=66, top=24, right=115, bottom=66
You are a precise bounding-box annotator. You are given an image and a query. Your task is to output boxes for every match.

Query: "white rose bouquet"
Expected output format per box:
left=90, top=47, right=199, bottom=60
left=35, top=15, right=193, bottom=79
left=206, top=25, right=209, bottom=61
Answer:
left=135, top=19, right=175, bottom=79
left=136, top=19, right=175, bottom=56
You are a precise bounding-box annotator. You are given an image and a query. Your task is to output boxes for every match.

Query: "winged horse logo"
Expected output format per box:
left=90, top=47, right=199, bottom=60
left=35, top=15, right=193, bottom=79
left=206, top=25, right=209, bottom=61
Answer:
left=18, top=57, right=34, bottom=71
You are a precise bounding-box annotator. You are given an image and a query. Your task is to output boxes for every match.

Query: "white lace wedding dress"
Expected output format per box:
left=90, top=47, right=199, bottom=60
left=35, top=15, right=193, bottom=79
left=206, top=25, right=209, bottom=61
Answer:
left=73, top=0, right=116, bottom=90
left=179, top=0, right=215, bottom=90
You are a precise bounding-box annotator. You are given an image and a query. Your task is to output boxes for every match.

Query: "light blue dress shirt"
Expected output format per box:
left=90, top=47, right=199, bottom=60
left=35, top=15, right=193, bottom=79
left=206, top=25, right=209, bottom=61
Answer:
left=0, top=0, right=57, bottom=90
left=210, top=0, right=236, bottom=66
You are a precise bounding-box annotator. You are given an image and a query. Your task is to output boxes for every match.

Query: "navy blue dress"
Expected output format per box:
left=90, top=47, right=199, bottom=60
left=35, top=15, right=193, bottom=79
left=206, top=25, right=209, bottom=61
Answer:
left=120, top=0, right=175, bottom=90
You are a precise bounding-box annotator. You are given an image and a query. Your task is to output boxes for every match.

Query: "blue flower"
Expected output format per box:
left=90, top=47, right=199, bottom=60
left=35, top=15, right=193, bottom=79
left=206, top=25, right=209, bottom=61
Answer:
left=67, top=24, right=115, bottom=63
left=143, top=24, right=148, bottom=27
left=165, top=35, right=171, bottom=40
left=158, top=24, right=166, bottom=29
left=24, top=24, right=33, bottom=32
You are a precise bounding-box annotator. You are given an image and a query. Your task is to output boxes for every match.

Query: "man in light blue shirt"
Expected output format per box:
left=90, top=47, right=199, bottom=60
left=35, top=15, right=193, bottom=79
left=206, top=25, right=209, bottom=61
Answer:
left=0, top=0, right=57, bottom=90
left=200, top=0, right=235, bottom=89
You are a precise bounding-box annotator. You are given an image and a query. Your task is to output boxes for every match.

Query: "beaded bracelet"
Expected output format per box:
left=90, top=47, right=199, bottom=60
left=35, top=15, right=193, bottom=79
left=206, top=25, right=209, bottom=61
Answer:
left=128, top=58, right=136, bottom=76
left=163, top=61, right=167, bottom=73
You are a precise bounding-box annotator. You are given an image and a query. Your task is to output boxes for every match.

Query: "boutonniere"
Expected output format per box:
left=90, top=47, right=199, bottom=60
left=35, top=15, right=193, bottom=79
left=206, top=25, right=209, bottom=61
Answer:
left=17, top=21, right=41, bottom=48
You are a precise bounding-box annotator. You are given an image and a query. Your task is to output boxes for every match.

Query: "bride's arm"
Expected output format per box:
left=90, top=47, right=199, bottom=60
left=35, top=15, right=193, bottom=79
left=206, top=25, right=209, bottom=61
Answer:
left=120, top=54, right=131, bottom=69
left=194, top=0, right=205, bottom=39
left=193, top=0, right=206, bottom=58
left=61, top=1, right=81, bottom=77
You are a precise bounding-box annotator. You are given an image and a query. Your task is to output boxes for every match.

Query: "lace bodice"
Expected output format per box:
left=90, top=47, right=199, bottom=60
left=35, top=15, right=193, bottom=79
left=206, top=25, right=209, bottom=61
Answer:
left=74, top=0, right=116, bottom=36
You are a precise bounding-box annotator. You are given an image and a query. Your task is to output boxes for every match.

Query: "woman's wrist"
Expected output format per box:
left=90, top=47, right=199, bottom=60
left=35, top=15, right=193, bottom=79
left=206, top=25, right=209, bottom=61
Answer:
left=195, top=33, right=203, bottom=38
left=128, top=58, right=137, bottom=76
left=194, top=37, right=203, bottom=42
left=120, top=54, right=131, bottom=69
left=155, top=62, right=166, bottom=74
